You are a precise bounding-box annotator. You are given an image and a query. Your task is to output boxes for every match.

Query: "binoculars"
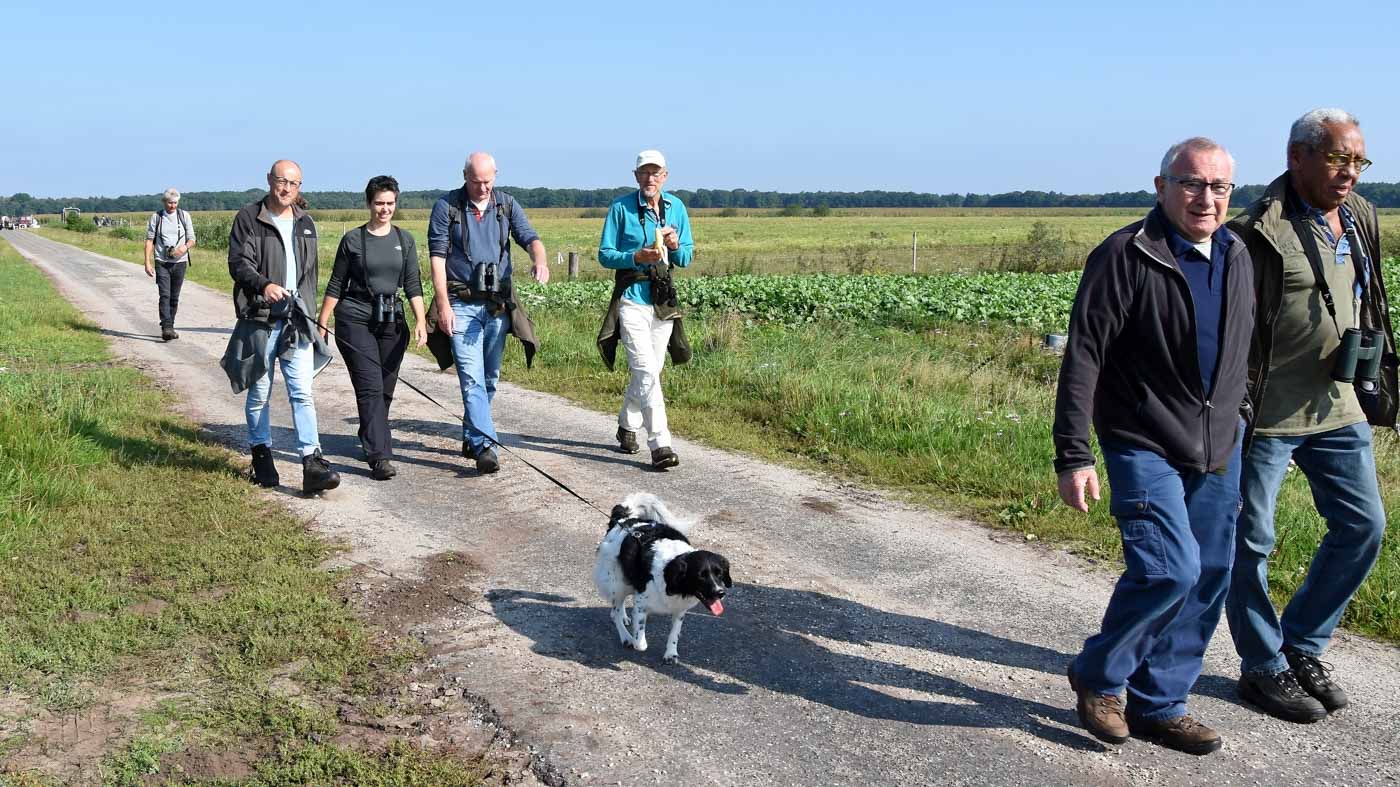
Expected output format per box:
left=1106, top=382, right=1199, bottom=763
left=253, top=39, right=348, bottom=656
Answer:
left=647, top=264, right=678, bottom=308
left=1333, top=328, right=1385, bottom=393
left=372, top=292, right=403, bottom=326
left=164, top=245, right=181, bottom=258
left=472, top=262, right=500, bottom=295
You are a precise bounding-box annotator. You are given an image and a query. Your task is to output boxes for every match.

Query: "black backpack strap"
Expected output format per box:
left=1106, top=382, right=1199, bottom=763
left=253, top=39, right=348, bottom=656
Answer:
left=357, top=224, right=375, bottom=297
left=1292, top=215, right=1343, bottom=338
left=494, top=191, right=513, bottom=264
left=394, top=225, right=410, bottom=292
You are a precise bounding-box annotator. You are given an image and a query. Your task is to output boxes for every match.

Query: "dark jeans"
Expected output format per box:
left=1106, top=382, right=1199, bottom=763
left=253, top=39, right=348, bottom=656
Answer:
left=1072, top=423, right=1243, bottom=721
left=154, top=261, right=187, bottom=329
left=333, top=311, right=408, bottom=463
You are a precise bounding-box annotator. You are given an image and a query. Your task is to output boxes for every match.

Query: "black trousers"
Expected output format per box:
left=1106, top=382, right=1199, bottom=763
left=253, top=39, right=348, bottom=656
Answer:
left=334, top=311, right=408, bottom=463
left=154, top=261, right=187, bottom=329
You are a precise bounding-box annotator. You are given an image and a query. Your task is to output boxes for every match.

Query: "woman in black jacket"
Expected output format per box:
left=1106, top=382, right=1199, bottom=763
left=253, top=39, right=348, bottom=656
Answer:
left=318, top=175, right=428, bottom=480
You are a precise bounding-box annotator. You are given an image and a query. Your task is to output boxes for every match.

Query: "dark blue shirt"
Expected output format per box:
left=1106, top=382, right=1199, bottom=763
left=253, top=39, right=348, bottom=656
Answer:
left=1164, top=221, right=1233, bottom=397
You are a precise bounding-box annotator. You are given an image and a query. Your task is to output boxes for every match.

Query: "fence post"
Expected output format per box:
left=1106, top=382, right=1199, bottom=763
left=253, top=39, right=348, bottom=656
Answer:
left=912, top=231, right=918, bottom=274
left=568, top=251, right=579, bottom=280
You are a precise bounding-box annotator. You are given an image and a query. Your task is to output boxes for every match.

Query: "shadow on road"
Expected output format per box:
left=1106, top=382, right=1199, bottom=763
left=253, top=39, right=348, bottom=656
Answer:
left=486, top=584, right=1106, bottom=750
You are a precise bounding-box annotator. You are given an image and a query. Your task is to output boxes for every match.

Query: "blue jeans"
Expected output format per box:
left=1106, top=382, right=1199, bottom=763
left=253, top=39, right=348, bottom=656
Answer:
left=449, top=298, right=507, bottom=453
left=1226, top=421, right=1387, bottom=676
left=245, top=319, right=321, bottom=456
left=1073, top=430, right=1242, bottom=721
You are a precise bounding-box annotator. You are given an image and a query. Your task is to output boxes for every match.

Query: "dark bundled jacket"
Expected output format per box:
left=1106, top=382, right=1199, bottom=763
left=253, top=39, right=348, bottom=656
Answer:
left=1226, top=173, right=1397, bottom=432
left=227, top=199, right=320, bottom=321
left=1053, top=207, right=1255, bottom=474
left=595, top=267, right=691, bottom=371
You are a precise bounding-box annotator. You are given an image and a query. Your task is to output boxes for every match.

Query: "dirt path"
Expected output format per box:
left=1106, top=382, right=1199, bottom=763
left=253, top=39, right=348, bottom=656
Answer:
left=9, top=228, right=1400, bottom=787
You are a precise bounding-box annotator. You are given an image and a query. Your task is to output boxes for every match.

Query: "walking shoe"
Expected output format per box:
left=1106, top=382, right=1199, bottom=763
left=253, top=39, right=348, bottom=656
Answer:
left=1238, top=668, right=1327, bottom=723
left=1067, top=664, right=1128, bottom=744
left=370, top=459, right=397, bottom=481
left=161, top=328, right=177, bottom=342
left=1128, top=714, right=1222, bottom=756
left=473, top=447, right=500, bottom=474
left=1284, top=647, right=1349, bottom=712
left=302, top=449, right=341, bottom=494
left=616, top=427, right=640, bottom=454
left=651, top=446, right=680, bottom=469
left=249, top=444, right=279, bottom=488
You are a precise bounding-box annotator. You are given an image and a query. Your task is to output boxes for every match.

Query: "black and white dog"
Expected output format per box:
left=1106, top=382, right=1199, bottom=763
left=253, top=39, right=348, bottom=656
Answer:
left=593, top=493, right=732, bottom=664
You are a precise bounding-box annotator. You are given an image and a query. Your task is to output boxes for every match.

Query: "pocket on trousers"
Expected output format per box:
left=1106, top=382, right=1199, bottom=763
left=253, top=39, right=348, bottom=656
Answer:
left=1111, top=493, right=1168, bottom=578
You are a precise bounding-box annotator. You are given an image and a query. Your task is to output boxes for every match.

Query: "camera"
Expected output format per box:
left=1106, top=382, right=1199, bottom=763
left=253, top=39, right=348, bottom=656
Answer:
left=1332, top=328, right=1385, bottom=393
left=372, top=292, right=403, bottom=326
left=164, top=245, right=181, bottom=258
left=472, top=262, right=499, bottom=294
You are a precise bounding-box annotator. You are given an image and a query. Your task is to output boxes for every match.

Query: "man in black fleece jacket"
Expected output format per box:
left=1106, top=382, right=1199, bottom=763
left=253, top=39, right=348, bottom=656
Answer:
left=1054, top=138, right=1255, bottom=756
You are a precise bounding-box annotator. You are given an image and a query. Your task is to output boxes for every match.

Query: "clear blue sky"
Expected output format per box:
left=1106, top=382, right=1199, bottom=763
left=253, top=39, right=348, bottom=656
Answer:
left=5, top=0, right=1397, bottom=197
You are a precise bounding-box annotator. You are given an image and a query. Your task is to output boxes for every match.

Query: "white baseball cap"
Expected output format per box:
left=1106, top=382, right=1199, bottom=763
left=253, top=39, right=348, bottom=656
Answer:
left=635, top=149, right=667, bottom=170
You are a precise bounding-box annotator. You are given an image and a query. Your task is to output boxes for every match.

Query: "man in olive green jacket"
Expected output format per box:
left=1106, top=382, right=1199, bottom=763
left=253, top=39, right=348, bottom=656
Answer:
left=1224, top=108, right=1396, bottom=725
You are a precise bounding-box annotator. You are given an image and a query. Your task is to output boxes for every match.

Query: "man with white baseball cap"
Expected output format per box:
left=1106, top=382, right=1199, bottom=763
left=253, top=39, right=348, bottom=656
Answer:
left=596, top=149, right=695, bottom=469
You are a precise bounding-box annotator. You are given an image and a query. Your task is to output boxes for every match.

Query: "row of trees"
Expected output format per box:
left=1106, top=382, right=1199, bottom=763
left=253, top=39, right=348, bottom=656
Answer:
left=8, top=182, right=1400, bottom=215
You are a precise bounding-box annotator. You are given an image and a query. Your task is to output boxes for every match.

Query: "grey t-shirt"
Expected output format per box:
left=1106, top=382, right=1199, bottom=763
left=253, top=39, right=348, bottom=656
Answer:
left=325, top=227, right=422, bottom=322
left=270, top=214, right=298, bottom=295
left=145, top=209, right=195, bottom=263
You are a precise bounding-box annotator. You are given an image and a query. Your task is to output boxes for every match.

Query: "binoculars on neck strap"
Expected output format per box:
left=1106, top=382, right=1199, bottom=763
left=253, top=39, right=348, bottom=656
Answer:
left=1333, top=328, right=1385, bottom=393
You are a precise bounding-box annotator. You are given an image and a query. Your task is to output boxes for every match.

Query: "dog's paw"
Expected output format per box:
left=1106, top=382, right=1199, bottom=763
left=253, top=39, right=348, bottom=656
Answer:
left=663, top=652, right=679, bottom=665
left=623, top=640, right=636, bottom=650
left=633, top=638, right=648, bottom=652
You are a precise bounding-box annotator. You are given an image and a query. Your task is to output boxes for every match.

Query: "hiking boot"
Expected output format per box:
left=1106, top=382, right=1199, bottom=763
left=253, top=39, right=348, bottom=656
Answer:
left=1238, top=668, right=1327, bottom=723
left=1067, top=664, right=1128, bottom=744
left=1284, top=647, right=1348, bottom=712
left=651, top=446, right=680, bottom=469
left=370, top=459, right=397, bottom=481
left=302, top=449, right=341, bottom=494
left=616, top=427, right=640, bottom=454
left=161, top=328, right=177, bottom=342
left=249, top=444, right=279, bottom=488
left=474, top=447, right=500, bottom=474
left=1128, top=714, right=1222, bottom=756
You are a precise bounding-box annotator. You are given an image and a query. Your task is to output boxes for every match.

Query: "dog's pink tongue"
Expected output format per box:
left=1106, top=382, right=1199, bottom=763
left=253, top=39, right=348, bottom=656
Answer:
left=708, top=599, right=725, bottom=616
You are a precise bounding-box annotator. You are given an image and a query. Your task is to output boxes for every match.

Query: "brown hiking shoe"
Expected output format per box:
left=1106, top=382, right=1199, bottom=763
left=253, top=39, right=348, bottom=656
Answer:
left=1128, top=714, right=1222, bottom=756
left=1067, top=664, right=1128, bottom=744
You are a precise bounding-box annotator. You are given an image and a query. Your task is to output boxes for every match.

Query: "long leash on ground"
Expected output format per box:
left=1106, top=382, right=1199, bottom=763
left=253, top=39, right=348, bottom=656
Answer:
left=294, top=299, right=610, bottom=519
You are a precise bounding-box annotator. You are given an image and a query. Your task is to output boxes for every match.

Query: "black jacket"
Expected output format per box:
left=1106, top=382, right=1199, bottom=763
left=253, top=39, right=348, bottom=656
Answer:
left=227, top=199, right=320, bottom=321
left=1053, top=207, right=1255, bottom=474
left=1226, top=173, right=1397, bottom=434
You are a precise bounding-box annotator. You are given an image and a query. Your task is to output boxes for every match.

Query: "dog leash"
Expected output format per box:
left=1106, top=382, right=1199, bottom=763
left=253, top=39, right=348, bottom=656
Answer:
left=292, top=298, right=611, bottom=519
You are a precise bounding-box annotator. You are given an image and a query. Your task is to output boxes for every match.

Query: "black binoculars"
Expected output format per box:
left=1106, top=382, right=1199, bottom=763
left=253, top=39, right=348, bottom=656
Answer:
left=372, top=292, right=403, bottom=325
left=472, top=262, right=500, bottom=294
left=648, top=264, right=678, bottom=308
left=1333, top=328, right=1385, bottom=393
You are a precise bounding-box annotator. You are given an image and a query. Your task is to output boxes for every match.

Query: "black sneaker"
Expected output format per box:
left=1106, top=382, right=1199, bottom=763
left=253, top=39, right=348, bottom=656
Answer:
left=302, top=449, right=341, bottom=494
left=1238, top=668, right=1327, bottom=723
left=249, top=444, right=279, bottom=487
left=1284, top=648, right=1348, bottom=712
left=474, top=447, right=500, bottom=474
left=651, top=446, right=679, bottom=469
left=370, top=459, right=397, bottom=481
left=161, top=328, right=176, bottom=342
left=616, top=427, right=640, bottom=454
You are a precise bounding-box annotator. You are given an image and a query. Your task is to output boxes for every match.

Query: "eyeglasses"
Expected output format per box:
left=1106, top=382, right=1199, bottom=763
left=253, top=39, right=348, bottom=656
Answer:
left=1317, top=151, right=1373, bottom=173
left=271, top=177, right=302, bottom=189
left=1164, top=176, right=1234, bottom=197
left=636, top=170, right=666, bottom=180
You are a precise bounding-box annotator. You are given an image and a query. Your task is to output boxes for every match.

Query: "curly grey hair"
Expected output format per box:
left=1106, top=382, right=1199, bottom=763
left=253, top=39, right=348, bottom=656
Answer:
left=162, top=188, right=181, bottom=202
left=1159, top=137, right=1235, bottom=177
left=1288, top=108, right=1360, bottom=151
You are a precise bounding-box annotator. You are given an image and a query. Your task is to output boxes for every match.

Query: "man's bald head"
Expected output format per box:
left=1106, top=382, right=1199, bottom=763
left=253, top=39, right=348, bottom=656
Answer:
left=464, top=152, right=497, bottom=203
left=266, top=159, right=303, bottom=212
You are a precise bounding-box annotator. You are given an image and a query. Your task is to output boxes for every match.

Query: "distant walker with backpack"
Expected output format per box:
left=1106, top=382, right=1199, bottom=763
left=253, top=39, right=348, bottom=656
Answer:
left=143, top=187, right=197, bottom=341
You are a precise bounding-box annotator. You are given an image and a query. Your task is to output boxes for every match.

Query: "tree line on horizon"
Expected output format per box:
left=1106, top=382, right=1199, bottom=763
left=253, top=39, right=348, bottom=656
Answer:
left=7, top=182, right=1400, bottom=216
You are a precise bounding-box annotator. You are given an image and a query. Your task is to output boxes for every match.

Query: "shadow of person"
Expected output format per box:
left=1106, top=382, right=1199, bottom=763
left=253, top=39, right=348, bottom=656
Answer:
left=485, top=585, right=1105, bottom=750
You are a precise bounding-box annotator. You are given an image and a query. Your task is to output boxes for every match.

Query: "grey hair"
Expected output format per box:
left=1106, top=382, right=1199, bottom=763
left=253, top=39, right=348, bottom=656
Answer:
left=1289, top=108, right=1360, bottom=150
left=1160, top=137, right=1235, bottom=177
left=162, top=188, right=181, bottom=202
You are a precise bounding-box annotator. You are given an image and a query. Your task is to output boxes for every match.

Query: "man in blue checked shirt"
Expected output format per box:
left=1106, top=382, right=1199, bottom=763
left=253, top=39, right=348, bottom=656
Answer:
left=596, top=149, right=694, bottom=470
left=1225, top=108, right=1396, bottom=725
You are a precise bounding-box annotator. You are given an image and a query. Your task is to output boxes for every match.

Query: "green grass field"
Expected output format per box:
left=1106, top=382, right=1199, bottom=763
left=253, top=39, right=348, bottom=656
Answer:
left=0, top=237, right=487, bottom=783
left=31, top=215, right=1400, bottom=645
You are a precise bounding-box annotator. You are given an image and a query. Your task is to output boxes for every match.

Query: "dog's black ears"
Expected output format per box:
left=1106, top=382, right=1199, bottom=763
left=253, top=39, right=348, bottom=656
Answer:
left=663, top=554, right=689, bottom=596
left=609, top=504, right=629, bottom=527
left=720, top=555, right=733, bottom=588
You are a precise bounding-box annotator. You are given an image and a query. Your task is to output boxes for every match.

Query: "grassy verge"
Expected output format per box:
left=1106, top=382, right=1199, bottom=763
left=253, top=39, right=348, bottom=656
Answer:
left=32, top=227, right=1400, bottom=644
left=0, top=237, right=489, bottom=783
